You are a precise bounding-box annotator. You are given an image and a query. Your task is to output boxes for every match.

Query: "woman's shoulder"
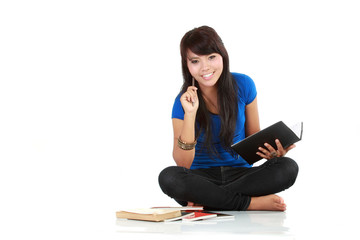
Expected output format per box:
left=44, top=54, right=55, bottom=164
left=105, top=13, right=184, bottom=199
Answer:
left=231, top=72, right=257, bottom=105
left=172, top=93, right=185, bottom=120
left=231, top=72, right=254, bottom=85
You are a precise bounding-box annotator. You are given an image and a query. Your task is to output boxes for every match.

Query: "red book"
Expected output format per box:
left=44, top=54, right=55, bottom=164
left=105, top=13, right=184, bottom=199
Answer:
left=182, top=212, right=217, bottom=222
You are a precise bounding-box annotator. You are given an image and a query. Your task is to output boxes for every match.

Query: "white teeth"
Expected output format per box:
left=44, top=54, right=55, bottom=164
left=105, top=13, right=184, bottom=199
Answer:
left=203, top=72, right=213, bottom=77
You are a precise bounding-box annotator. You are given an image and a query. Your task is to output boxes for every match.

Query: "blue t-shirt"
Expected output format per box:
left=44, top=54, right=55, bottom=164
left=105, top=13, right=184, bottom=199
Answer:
left=172, top=72, right=257, bottom=169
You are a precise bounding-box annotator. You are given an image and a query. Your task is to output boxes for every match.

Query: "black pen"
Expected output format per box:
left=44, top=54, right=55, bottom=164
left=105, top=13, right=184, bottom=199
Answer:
left=192, top=78, right=195, bottom=106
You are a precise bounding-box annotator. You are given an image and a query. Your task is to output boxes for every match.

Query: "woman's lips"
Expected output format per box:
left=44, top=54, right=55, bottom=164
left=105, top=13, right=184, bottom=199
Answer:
left=202, top=72, right=214, bottom=80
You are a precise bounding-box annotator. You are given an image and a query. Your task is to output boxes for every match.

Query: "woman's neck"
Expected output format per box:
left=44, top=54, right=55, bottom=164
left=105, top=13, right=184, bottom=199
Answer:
left=200, top=85, right=219, bottom=114
left=200, top=83, right=217, bottom=97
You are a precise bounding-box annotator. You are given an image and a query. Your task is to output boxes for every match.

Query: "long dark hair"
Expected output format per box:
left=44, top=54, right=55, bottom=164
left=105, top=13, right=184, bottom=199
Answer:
left=180, top=26, right=239, bottom=158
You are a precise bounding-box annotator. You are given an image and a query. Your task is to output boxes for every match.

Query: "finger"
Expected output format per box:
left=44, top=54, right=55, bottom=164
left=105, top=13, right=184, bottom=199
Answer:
left=256, top=151, right=268, bottom=159
left=275, top=139, right=286, bottom=156
left=258, top=147, right=273, bottom=159
left=189, top=92, right=197, bottom=104
left=285, top=144, right=296, bottom=152
left=181, top=92, right=196, bottom=107
left=183, top=91, right=195, bottom=104
left=275, top=139, right=284, bottom=151
left=187, top=87, right=198, bottom=103
left=182, top=92, right=192, bottom=103
left=264, top=143, right=279, bottom=158
left=264, top=143, right=276, bottom=153
left=187, top=86, right=198, bottom=92
left=258, top=147, right=270, bottom=155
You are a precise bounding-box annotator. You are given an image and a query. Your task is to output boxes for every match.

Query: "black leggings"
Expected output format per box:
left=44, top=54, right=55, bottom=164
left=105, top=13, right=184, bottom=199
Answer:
left=158, top=157, right=298, bottom=211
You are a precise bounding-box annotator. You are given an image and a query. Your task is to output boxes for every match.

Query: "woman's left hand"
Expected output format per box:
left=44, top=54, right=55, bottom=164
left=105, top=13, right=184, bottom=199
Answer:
left=256, top=139, right=296, bottom=160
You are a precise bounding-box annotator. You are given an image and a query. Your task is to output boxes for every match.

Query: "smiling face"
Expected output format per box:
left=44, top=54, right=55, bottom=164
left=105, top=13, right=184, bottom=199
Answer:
left=186, top=50, right=223, bottom=90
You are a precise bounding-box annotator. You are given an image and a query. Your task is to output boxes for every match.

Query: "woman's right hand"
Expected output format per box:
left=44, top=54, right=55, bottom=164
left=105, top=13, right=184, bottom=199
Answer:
left=180, top=86, right=199, bottom=114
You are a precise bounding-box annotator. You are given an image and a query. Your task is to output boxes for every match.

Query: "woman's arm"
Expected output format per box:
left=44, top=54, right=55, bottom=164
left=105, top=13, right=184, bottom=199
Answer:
left=245, top=97, right=260, bottom=137
left=172, top=116, right=196, bottom=169
left=172, top=86, right=199, bottom=169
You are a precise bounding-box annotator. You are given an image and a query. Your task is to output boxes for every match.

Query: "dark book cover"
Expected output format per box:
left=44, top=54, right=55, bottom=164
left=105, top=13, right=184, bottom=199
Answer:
left=231, top=121, right=303, bottom=165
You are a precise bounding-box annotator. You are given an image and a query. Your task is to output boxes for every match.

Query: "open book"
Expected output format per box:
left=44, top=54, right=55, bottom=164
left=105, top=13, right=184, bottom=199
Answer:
left=231, top=121, right=303, bottom=164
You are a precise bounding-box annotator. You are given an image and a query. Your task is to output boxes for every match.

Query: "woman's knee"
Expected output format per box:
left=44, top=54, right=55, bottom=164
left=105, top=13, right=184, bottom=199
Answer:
left=158, top=166, right=176, bottom=192
left=158, top=166, right=185, bottom=196
left=278, top=157, right=299, bottom=186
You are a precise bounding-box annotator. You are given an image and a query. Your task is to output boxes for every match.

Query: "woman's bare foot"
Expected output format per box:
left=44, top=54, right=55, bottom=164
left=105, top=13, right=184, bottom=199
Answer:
left=247, top=194, right=287, bottom=211
left=187, top=201, right=203, bottom=207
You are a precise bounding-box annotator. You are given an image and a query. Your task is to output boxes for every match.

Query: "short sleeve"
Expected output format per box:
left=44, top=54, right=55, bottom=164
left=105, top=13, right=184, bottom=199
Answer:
left=233, top=72, right=257, bottom=105
left=171, top=94, right=185, bottom=120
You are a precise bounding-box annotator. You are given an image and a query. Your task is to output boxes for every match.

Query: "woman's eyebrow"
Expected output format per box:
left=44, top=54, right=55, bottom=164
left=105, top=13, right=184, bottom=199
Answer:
left=188, top=56, right=199, bottom=61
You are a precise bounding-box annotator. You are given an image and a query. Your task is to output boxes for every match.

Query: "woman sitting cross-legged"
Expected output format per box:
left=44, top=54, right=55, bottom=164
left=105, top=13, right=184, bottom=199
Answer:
left=158, top=26, right=299, bottom=211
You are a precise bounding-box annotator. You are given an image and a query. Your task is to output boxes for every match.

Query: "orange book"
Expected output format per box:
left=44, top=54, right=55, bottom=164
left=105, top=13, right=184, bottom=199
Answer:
left=116, top=208, right=181, bottom=222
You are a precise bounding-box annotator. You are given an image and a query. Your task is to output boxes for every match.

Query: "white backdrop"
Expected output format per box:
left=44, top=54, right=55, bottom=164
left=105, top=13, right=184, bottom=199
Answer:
left=1, top=0, right=359, bottom=239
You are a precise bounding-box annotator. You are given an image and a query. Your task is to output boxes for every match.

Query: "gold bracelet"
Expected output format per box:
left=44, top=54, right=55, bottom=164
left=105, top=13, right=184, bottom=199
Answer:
left=177, top=136, right=197, bottom=150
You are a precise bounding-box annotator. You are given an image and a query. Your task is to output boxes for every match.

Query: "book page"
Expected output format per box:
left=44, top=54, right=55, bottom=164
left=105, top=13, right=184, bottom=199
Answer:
left=121, top=208, right=177, bottom=215
left=289, top=122, right=303, bottom=139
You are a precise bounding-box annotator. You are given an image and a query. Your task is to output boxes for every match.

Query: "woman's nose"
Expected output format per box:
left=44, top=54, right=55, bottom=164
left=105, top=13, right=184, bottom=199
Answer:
left=201, top=60, right=210, bottom=71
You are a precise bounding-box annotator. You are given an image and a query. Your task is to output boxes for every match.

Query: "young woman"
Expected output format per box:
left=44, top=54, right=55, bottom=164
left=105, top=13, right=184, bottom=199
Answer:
left=158, top=26, right=298, bottom=211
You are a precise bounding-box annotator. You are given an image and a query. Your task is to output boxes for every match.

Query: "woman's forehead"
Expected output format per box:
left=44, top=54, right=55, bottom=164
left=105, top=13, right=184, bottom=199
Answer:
left=186, top=49, right=218, bottom=59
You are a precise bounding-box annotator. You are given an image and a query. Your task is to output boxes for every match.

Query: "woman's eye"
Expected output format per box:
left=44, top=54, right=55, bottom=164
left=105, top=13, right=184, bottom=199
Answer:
left=191, top=60, right=199, bottom=64
left=209, top=55, right=216, bottom=60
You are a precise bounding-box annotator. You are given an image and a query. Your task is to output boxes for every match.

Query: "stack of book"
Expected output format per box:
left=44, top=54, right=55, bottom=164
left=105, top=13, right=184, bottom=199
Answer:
left=116, top=206, right=234, bottom=222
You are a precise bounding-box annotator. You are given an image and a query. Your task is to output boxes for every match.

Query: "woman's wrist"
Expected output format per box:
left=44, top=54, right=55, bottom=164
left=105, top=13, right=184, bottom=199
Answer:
left=180, top=113, right=196, bottom=143
left=184, top=112, right=196, bottom=121
left=177, top=136, right=197, bottom=150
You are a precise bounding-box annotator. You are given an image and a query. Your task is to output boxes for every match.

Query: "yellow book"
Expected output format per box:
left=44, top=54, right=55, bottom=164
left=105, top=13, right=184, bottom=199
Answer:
left=116, top=208, right=181, bottom=222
